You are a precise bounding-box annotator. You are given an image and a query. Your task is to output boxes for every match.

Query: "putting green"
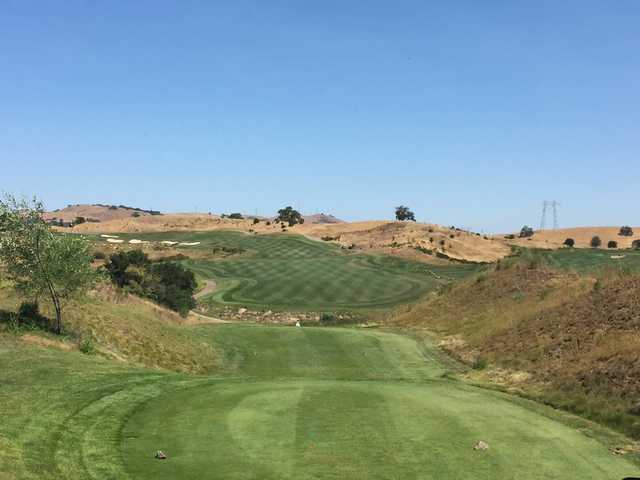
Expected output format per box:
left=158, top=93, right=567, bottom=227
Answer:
left=94, top=231, right=480, bottom=310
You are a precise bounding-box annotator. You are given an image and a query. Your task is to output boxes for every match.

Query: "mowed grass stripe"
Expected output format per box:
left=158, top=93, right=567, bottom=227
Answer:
left=104, top=231, right=482, bottom=310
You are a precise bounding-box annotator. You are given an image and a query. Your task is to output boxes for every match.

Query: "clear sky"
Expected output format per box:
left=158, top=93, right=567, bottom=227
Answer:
left=2, top=1, right=639, bottom=232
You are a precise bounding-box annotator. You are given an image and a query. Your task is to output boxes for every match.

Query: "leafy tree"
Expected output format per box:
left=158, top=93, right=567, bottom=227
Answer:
left=607, top=240, right=618, bottom=249
left=228, top=213, right=243, bottom=219
left=563, top=238, right=575, bottom=247
left=104, top=250, right=196, bottom=315
left=395, top=205, right=415, bottom=221
left=519, top=226, right=534, bottom=238
left=590, top=235, right=602, bottom=248
left=619, top=226, right=634, bottom=237
left=252, top=218, right=260, bottom=224
left=276, top=206, right=304, bottom=226
left=74, top=216, right=86, bottom=224
left=632, top=239, right=640, bottom=250
left=0, top=195, right=96, bottom=334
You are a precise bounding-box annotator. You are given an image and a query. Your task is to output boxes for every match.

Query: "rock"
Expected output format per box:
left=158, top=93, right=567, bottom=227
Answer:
left=155, top=450, right=167, bottom=459
left=238, top=308, right=247, bottom=314
left=473, top=441, right=489, bottom=451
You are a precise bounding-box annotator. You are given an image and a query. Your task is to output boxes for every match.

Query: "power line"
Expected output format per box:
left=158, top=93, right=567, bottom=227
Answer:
left=540, top=200, right=559, bottom=230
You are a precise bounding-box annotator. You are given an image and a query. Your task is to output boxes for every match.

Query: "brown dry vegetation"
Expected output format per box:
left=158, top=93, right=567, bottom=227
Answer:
left=505, top=226, right=640, bottom=249
left=389, top=262, right=640, bottom=438
left=67, top=213, right=510, bottom=263
left=0, top=281, right=219, bottom=373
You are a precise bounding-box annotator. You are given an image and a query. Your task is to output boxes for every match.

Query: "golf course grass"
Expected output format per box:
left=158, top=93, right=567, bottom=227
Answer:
left=93, top=231, right=480, bottom=310
left=520, top=247, right=640, bottom=273
left=1, top=324, right=637, bottom=479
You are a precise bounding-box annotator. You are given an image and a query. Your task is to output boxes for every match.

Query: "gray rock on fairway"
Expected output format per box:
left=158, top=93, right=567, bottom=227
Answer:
left=473, top=441, right=489, bottom=450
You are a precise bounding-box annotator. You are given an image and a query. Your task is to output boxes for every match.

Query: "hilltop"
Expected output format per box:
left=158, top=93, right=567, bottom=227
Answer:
left=504, top=226, right=640, bottom=249
left=43, top=203, right=162, bottom=224
left=64, top=215, right=510, bottom=263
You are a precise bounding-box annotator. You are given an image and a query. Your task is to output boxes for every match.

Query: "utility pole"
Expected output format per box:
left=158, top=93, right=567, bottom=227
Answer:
left=540, top=201, right=559, bottom=230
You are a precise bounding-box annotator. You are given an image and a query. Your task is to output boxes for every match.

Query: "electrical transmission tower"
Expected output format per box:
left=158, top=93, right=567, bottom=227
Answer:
left=540, top=201, right=559, bottom=230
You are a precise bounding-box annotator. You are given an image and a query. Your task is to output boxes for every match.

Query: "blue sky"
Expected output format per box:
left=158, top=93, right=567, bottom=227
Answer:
left=2, top=1, right=638, bottom=232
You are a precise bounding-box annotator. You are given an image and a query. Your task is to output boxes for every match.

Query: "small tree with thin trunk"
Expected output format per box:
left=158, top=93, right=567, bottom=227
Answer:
left=590, top=235, right=602, bottom=248
left=0, top=195, right=96, bottom=334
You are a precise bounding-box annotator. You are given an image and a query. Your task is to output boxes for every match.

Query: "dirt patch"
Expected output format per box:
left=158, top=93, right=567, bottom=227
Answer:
left=21, top=334, right=74, bottom=351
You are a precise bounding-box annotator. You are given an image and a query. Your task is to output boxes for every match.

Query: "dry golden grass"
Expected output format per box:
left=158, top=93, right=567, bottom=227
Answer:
left=504, top=226, right=640, bottom=249
left=388, top=263, right=640, bottom=438
left=68, top=214, right=511, bottom=263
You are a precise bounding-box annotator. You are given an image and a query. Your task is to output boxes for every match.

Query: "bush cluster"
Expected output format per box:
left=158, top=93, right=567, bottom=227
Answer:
left=104, top=250, right=196, bottom=315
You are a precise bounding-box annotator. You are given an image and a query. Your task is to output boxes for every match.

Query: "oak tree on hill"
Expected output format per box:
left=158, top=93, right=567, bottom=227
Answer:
left=276, top=206, right=304, bottom=227
left=395, top=206, right=416, bottom=221
left=590, top=235, right=602, bottom=248
left=563, top=238, right=575, bottom=247
left=619, top=226, right=634, bottom=237
left=0, top=195, right=96, bottom=334
left=519, top=226, right=534, bottom=238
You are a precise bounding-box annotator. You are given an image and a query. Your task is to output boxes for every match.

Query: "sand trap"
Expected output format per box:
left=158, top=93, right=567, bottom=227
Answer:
left=179, top=242, right=201, bottom=246
left=611, top=255, right=626, bottom=259
left=129, top=239, right=146, bottom=244
left=106, top=238, right=124, bottom=244
left=100, top=234, right=120, bottom=238
left=161, top=241, right=179, bottom=245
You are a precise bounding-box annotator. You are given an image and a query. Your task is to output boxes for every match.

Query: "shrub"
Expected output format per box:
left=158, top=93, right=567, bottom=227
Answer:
left=563, top=238, right=575, bottom=248
left=590, top=236, right=602, bottom=248
left=504, top=234, right=515, bottom=240
left=252, top=218, right=260, bottom=224
left=519, top=226, right=534, bottom=238
left=228, top=213, right=243, bottom=219
left=607, top=240, right=618, bottom=249
left=319, top=313, right=336, bottom=324
left=632, top=240, right=640, bottom=250
left=132, top=212, right=140, bottom=217
left=266, top=221, right=271, bottom=226
left=74, top=216, right=86, bottom=224
left=472, top=357, right=487, bottom=370
left=619, top=226, right=634, bottom=237
left=78, top=336, right=96, bottom=355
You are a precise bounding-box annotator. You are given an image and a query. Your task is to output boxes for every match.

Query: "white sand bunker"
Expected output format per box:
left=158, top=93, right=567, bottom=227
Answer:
left=161, top=241, right=179, bottom=245
left=106, top=238, right=124, bottom=244
left=611, top=255, right=626, bottom=259
left=101, top=234, right=120, bottom=238
left=129, top=239, right=147, bottom=244
left=179, top=242, right=201, bottom=246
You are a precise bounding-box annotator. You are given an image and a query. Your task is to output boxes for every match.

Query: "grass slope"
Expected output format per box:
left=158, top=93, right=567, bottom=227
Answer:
left=1, top=324, right=637, bottom=479
left=93, top=231, right=480, bottom=310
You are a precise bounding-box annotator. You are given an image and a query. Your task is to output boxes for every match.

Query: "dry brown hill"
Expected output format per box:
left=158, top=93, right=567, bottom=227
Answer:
left=389, top=263, right=640, bottom=439
left=44, top=204, right=160, bottom=223
left=504, top=226, right=640, bottom=249
left=67, top=214, right=510, bottom=263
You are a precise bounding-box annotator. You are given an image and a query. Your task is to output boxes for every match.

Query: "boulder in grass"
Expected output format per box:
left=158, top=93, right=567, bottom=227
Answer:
left=473, top=441, right=489, bottom=451
left=155, top=450, right=167, bottom=460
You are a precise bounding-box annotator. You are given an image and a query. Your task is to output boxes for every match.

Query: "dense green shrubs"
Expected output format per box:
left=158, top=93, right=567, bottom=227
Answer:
left=590, top=236, right=602, bottom=248
left=563, top=238, right=575, bottom=247
left=607, top=240, right=618, bottom=249
left=104, top=250, right=196, bottom=315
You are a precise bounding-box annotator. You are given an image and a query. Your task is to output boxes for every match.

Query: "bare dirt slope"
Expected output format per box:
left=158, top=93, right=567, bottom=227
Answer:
left=505, top=226, right=640, bottom=249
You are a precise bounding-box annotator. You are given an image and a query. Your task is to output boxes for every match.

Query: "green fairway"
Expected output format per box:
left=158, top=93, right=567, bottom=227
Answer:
left=1, top=325, right=637, bottom=479
left=521, top=247, right=640, bottom=273
left=94, top=231, right=480, bottom=310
